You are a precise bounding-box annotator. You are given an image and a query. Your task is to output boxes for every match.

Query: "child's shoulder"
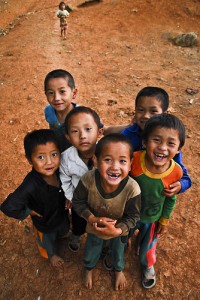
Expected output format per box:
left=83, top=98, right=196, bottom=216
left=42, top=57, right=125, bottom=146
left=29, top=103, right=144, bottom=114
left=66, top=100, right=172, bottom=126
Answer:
left=126, top=176, right=141, bottom=196
left=121, top=123, right=139, bottom=135
left=61, top=146, right=78, bottom=160
left=80, top=169, right=96, bottom=184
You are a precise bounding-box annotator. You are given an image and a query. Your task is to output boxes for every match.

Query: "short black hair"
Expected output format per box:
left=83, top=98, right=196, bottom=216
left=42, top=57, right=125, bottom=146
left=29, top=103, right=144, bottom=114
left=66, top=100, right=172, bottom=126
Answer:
left=44, top=69, right=75, bottom=92
left=59, top=2, right=67, bottom=10
left=135, top=86, right=169, bottom=112
left=24, top=129, right=61, bottom=161
left=142, top=114, right=185, bottom=149
left=64, top=106, right=102, bottom=134
left=95, top=133, right=133, bottom=160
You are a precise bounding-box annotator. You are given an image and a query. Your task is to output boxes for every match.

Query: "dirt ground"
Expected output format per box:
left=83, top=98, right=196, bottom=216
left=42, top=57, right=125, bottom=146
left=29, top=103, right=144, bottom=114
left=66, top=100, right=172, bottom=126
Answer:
left=0, top=0, right=200, bottom=299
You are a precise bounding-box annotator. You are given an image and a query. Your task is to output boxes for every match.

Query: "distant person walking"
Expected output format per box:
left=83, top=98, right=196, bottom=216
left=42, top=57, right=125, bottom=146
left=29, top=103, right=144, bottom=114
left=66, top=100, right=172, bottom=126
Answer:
left=57, top=2, right=69, bottom=39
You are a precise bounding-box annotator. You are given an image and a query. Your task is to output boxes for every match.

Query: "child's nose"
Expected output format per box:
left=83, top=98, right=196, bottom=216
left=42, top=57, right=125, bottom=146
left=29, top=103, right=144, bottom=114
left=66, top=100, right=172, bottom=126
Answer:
left=54, top=92, right=61, bottom=101
left=111, top=161, right=119, bottom=169
left=46, top=156, right=53, bottom=164
left=158, top=143, right=167, bottom=150
left=143, top=111, right=150, bottom=119
left=79, top=130, right=86, bottom=139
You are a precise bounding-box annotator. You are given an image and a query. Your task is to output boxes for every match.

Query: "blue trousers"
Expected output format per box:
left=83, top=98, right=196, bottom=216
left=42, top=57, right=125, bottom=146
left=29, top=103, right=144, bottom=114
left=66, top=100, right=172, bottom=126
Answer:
left=84, top=233, right=127, bottom=272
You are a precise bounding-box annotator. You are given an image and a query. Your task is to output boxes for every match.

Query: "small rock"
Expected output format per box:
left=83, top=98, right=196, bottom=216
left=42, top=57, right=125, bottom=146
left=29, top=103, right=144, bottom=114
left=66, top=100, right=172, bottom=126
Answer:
left=107, top=99, right=117, bottom=106
left=189, top=99, right=194, bottom=104
left=186, top=88, right=199, bottom=95
left=172, top=32, right=198, bottom=47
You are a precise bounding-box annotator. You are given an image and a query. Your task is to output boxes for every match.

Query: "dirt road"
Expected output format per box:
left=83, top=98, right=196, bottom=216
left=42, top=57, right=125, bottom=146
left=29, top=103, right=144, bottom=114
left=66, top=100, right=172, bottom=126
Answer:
left=0, top=0, right=200, bottom=299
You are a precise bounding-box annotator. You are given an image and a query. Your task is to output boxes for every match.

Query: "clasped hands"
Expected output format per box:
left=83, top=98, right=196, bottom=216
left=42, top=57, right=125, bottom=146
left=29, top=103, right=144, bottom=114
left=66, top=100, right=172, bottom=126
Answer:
left=88, top=215, right=122, bottom=237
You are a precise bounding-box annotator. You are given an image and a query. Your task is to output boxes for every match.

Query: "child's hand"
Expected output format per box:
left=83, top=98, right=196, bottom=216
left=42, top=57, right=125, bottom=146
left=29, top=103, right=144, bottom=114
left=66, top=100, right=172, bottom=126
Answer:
left=30, top=210, right=42, bottom=218
left=157, top=223, right=167, bottom=238
left=133, top=228, right=139, bottom=236
left=163, top=181, right=181, bottom=197
left=65, top=199, right=72, bottom=209
left=93, top=218, right=121, bottom=237
left=88, top=215, right=115, bottom=226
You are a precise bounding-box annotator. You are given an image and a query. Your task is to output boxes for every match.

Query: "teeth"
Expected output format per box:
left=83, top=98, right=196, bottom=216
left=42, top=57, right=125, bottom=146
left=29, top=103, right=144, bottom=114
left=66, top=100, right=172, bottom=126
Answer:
left=108, top=173, right=120, bottom=178
left=155, top=154, right=166, bottom=159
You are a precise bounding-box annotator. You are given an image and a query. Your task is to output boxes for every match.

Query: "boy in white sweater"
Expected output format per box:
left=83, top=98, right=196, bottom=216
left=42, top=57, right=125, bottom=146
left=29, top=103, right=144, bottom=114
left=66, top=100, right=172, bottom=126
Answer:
left=59, top=106, right=103, bottom=251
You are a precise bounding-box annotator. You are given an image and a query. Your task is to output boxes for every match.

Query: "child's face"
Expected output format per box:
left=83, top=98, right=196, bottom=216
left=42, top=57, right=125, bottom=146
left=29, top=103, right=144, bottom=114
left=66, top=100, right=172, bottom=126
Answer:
left=61, top=3, right=65, bottom=10
left=45, top=78, right=77, bottom=113
left=95, top=142, right=132, bottom=193
left=143, top=126, right=180, bottom=173
left=67, top=112, right=103, bottom=156
left=135, top=96, right=164, bottom=130
left=29, top=142, right=60, bottom=178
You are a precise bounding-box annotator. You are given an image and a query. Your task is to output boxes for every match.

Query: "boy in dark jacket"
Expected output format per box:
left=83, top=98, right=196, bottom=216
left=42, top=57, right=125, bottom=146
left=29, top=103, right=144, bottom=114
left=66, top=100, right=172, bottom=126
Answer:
left=0, top=129, right=69, bottom=272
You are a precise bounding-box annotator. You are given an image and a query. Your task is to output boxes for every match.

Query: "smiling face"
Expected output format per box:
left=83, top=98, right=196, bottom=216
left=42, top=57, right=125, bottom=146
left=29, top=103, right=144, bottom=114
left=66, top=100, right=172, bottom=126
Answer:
left=95, top=142, right=132, bottom=193
left=30, top=142, right=60, bottom=180
left=135, top=96, right=164, bottom=130
left=143, top=126, right=180, bottom=173
left=67, top=112, right=103, bottom=157
left=45, top=77, right=77, bottom=114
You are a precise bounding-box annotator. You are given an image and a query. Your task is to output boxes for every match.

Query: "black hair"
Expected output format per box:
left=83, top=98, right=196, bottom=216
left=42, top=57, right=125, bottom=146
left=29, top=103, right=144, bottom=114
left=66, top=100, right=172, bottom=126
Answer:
left=135, top=86, right=169, bottom=112
left=142, top=114, right=185, bottom=149
left=24, top=129, right=61, bottom=161
left=44, top=69, right=75, bottom=92
left=64, top=106, right=102, bottom=134
left=95, top=133, right=133, bottom=160
left=58, top=2, right=66, bottom=10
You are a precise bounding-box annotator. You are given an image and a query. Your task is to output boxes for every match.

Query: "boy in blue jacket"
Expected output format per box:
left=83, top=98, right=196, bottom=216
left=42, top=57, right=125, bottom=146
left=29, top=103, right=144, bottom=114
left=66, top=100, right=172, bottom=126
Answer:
left=121, top=86, right=192, bottom=196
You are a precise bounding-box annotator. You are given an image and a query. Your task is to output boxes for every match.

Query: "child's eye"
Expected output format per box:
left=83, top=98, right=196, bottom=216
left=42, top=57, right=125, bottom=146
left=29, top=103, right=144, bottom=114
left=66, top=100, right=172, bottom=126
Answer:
left=152, top=138, right=160, bottom=142
left=168, top=142, right=176, bottom=146
left=104, top=158, right=112, bottom=162
left=60, top=90, right=66, bottom=94
left=86, top=127, right=92, bottom=131
left=120, top=159, right=127, bottom=164
left=151, top=110, right=159, bottom=114
left=38, top=155, right=45, bottom=160
left=70, top=129, right=78, bottom=134
left=52, top=152, right=58, bottom=157
left=136, top=108, right=144, bottom=112
left=46, top=91, right=54, bottom=96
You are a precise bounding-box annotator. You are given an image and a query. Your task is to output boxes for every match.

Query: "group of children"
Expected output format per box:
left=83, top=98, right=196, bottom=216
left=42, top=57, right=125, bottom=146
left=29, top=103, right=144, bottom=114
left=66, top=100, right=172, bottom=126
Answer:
left=0, top=68, right=192, bottom=291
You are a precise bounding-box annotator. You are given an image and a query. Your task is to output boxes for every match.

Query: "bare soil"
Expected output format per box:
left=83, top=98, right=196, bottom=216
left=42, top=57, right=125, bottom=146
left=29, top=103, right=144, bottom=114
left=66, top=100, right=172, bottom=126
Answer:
left=0, top=0, right=200, bottom=299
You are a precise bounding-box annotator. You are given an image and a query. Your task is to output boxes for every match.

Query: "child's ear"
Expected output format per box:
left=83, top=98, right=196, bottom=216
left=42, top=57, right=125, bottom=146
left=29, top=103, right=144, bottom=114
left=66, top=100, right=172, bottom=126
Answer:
left=26, top=156, right=33, bottom=165
left=72, top=88, right=78, bottom=100
left=93, top=155, right=98, bottom=168
left=98, top=128, right=104, bottom=139
left=65, top=133, right=71, bottom=142
left=129, top=157, right=133, bottom=171
left=142, top=139, right=146, bottom=148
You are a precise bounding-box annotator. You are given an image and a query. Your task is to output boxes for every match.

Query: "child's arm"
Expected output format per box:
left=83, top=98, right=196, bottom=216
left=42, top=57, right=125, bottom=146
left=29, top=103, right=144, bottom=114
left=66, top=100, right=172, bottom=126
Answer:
left=0, top=183, right=32, bottom=220
left=157, top=194, right=177, bottom=237
left=163, top=151, right=192, bottom=196
left=104, top=124, right=130, bottom=135
left=59, top=157, right=75, bottom=204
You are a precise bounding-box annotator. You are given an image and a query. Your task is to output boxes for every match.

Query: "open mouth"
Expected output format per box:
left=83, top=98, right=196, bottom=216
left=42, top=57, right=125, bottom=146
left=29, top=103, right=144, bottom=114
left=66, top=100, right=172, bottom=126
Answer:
left=154, top=153, right=167, bottom=160
left=108, top=173, right=121, bottom=179
left=45, top=167, right=54, bottom=171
